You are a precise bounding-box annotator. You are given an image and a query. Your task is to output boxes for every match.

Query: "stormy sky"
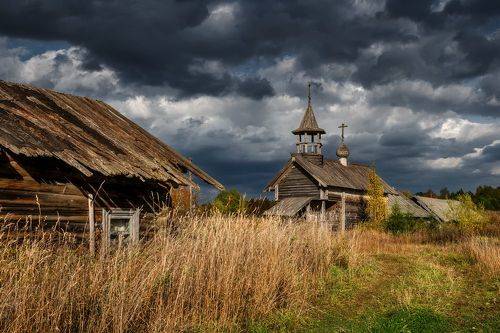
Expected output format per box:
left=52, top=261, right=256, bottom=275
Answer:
left=0, top=0, right=499, bottom=198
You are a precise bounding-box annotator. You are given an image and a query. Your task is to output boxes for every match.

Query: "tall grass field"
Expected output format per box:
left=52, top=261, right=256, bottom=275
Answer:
left=0, top=214, right=498, bottom=332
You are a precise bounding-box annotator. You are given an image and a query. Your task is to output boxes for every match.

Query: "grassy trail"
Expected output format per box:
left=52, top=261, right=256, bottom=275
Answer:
left=255, top=239, right=499, bottom=333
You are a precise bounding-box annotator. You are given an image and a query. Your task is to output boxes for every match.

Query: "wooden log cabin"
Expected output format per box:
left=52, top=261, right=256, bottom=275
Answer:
left=0, top=80, right=224, bottom=249
left=264, top=84, right=428, bottom=229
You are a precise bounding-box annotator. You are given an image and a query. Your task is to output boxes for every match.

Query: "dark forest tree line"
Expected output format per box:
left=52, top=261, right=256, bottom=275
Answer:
left=416, top=186, right=500, bottom=211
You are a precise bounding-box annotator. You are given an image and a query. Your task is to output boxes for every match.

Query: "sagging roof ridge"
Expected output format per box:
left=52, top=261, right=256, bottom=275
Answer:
left=0, top=80, right=224, bottom=190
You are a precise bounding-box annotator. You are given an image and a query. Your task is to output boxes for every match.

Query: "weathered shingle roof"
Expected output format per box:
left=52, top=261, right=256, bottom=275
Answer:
left=413, top=196, right=460, bottom=222
left=263, top=197, right=312, bottom=217
left=387, top=194, right=431, bottom=218
left=0, top=80, right=224, bottom=190
left=292, top=104, right=325, bottom=134
left=266, top=155, right=398, bottom=194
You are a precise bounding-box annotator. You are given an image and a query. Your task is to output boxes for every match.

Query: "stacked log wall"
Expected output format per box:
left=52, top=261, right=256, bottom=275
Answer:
left=0, top=178, right=90, bottom=232
left=277, top=165, right=320, bottom=200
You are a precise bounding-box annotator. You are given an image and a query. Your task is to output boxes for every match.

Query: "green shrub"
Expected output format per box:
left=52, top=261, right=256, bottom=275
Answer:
left=212, top=189, right=247, bottom=214
left=448, top=194, right=488, bottom=233
left=366, top=168, right=388, bottom=228
left=385, top=203, right=420, bottom=234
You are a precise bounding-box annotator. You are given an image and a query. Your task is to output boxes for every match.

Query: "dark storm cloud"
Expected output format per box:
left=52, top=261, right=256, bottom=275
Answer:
left=0, top=0, right=412, bottom=98
left=379, top=129, right=429, bottom=148
left=480, top=142, right=500, bottom=162
left=1, top=0, right=499, bottom=100
left=386, top=0, right=500, bottom=25
left=385, top=0, right=435, bottom=22
left=0, top=0, right=257, bottom=97
left=443, top=0, right=500, bottom=19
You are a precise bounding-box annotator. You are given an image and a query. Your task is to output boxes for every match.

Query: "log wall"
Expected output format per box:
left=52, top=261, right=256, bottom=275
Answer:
left=0, top=178, right=90, bottom=231
left=277, top=165, right=320, bottom=199
left=0, top=153, right=170, bottom=242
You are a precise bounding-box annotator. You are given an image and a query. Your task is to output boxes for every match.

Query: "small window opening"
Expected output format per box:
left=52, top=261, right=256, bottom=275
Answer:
left=102, top=209, right=140, bottom=250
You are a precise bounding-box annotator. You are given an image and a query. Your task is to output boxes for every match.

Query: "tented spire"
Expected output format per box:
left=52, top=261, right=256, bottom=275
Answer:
left=292, top=83, right=325, bottom=135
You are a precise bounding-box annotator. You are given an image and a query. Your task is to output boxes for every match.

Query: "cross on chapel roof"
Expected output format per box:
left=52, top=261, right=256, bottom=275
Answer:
left=338, top=123, right=348, bottom=141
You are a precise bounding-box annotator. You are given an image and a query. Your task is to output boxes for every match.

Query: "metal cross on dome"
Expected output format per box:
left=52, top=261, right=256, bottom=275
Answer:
left=338, top=123, right=348, bottom=141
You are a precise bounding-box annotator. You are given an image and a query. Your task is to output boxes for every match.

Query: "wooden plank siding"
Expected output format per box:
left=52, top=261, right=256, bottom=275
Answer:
left=277, top=165, right=320, bottom=200
left=0, top=178, right=89, bottom=229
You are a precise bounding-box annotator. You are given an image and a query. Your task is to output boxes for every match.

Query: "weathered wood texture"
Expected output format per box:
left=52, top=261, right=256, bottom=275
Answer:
left=327, top=197, right=366, bottom=228
left=267, top=154, right=397, bottom=195
left=0, top=152, right=166, bottom=243
left=299, top=153, right=323, bottom=166
left=0, top=178, right=88, bottom=223
left=263, top=197, right=312, bottom=217
left=277, top=165, right=320, bottom=200
left=0, top=80, right=223, bottom=190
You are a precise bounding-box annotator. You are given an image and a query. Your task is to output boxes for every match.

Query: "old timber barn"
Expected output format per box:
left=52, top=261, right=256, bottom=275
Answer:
left=0, top=80, right=223, bottom=249
left=264, top=84, right=412, bottom=229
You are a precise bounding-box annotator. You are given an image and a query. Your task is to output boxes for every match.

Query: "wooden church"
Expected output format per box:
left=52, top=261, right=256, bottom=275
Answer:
left=264, top=84, right=405, bottom=229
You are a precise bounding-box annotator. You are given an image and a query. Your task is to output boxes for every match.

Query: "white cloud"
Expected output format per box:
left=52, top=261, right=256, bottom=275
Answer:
left=115, top=95, right=153, bottom=119
left=196, top=2, right=238, bottom=35
left=429, top=118, right=498, bottom=142
left=426, top=140, right=500, bottom=172
left=427, top=157, right=463, bottom=169
left=0, top=40, right=119, bottom=96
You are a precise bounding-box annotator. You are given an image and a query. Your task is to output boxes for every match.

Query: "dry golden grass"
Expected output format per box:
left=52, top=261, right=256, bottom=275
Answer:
left=347, top=227, right=500, bottom=275
left=0, top=212, right=498, bottom=332
left=0, top=214, right=347, bottom=332
left=462, top=236, right=500, bottom=276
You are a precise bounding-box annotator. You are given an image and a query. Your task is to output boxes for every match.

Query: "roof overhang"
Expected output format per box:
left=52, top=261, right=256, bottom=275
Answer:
left=263, top=197, right=313, bottom=217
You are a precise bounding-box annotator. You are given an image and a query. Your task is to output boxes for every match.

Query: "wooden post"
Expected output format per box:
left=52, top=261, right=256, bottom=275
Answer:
left=321, top=201, right=325, bottom=222
left=188, top=158, right=193, bottom=211
left=117, top=232, right=123, bottom=250
left=340, top=192, right=346, bottom=233
left=101, top=209, right=109, bottom=257
left=88, top=194, right=95, bottom=255
left=130, top=209, right=140, bottom=244
left=274, top=185, right=279, bottom=201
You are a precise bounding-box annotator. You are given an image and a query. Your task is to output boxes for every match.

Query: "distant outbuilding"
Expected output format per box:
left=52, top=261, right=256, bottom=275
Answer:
left=412, top=196, right=460, bottom=222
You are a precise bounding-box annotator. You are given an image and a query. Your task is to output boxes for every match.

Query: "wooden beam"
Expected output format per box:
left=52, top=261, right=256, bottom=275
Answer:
left=4, top=152, right=34, bottom=180
left=329, top=191, right=369, bottom=202
left=88, top=194, right=95, bottom=255
left=340, top=192, right=346, bottom=233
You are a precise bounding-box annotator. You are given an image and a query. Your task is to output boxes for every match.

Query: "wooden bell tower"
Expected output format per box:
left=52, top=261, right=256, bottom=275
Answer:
left=292, top=83, right=326, bottom=165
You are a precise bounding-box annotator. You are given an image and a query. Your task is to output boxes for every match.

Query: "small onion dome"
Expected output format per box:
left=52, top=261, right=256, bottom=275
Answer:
left=336, top=142, right=350, bottom=158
